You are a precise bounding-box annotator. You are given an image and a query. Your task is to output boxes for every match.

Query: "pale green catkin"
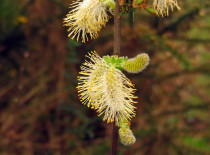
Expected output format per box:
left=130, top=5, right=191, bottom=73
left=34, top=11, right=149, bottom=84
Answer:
left=122, top=53, right=150, bottom=73
left=119, top=127, right=136, bottom=146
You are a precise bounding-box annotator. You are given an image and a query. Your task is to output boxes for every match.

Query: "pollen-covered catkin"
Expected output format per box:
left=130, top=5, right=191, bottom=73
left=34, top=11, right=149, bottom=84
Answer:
left=153, top=0, right=181, bottom=17
left=63, top=0, right=115, bottom=43
left=77, top=51, right=137, bottom=124
left=119, top=127, right=136, bottom=146
left=122, top=53, right=149, bottom=73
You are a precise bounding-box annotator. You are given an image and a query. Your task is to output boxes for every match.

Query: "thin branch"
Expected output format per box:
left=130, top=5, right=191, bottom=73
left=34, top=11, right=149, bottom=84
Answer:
left=111, top=121, right=119, bottom=155
left=113, top=0, right=121, bottom=55
left=111, top=0, right=121, bottom=154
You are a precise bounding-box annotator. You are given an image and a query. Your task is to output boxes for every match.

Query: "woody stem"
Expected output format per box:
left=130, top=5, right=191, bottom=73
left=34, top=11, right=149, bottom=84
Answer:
left=111, top=0, right=121, bottom=154
left=113, top=0, right=121, bottom=55
left=111, top=120, right=119, bottom=155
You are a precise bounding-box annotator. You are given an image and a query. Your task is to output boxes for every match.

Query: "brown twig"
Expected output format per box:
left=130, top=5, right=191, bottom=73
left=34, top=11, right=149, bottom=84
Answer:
left=113, top=0, right=121, bottom=56
left=111, top=0, right=121, bottom=154
left=111, top=121, right=119, bottom=155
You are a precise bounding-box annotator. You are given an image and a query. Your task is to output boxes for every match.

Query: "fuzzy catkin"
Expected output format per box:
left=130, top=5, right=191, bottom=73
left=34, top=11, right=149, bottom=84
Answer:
left=119, top=127, right=136, bottom=146
left=77, top=51, right=137, bottom=124
left=122, top=53, right=149, bottom=73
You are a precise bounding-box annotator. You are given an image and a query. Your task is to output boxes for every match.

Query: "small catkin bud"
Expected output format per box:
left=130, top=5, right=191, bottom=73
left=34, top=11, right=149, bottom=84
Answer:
left=122, top=53, right=150, bottom=73
left=119, top=127, right=136, bottom=146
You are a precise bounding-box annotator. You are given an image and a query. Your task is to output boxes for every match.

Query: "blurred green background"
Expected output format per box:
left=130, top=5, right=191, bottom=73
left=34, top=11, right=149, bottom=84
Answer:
left=0, top=0, right=209, bottom=154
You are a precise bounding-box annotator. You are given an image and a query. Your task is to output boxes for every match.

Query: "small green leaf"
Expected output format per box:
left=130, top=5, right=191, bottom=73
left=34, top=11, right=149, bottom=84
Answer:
left=136, top=0, right=144, bottom=4
left=121, top=123, right=129, bottom=128
left=103, top=56, right=111, bottom=63
left=146, top=7, right=156, bottom=15
left=118, top=121, right=129, bottom=128
left=115, top=63, right=123, bottom=70
left=111, top=56, right=116, bottom=64
left=116, top=57, right=125, bottom=63
left=116, top=66, right=123, bottom=71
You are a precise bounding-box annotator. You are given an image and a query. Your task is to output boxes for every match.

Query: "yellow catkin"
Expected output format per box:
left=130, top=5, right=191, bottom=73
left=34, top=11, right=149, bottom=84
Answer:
left=63, top=0, right=115, bottom=43
left=119, top=127, right=136, bottom=146
left=153, top=0, right=181, bottom=17
left=77, top=51, right=137, bottom=124
left=122, top=53, right=149, bottom=73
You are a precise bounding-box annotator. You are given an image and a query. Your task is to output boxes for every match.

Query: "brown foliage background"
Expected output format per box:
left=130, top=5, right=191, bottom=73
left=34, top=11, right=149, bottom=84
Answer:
left=0, top=0, right=209, bottom=154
